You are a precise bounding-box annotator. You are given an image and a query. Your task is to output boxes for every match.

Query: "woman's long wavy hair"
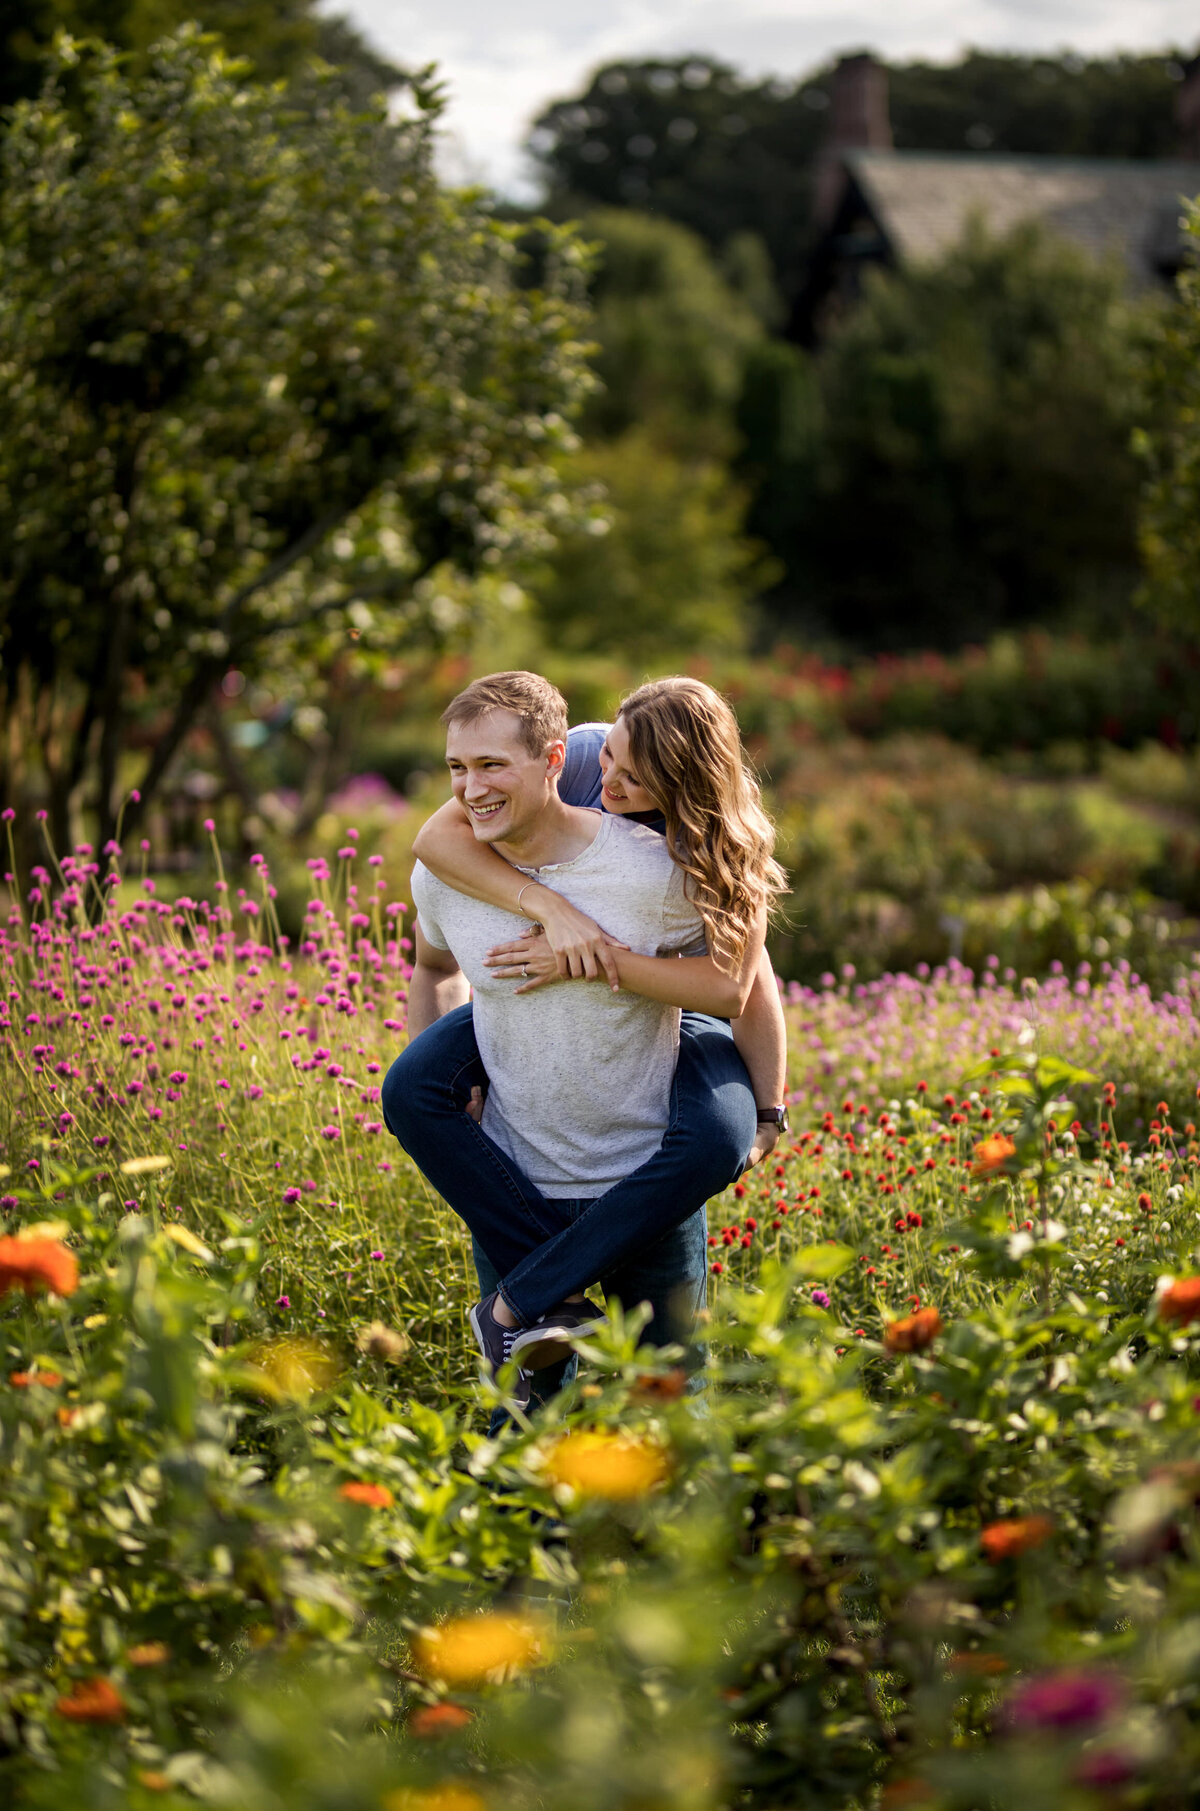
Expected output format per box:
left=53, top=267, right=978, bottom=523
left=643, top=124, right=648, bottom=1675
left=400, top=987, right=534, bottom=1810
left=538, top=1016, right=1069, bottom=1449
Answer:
left=619, top=677, right=787, bottom=974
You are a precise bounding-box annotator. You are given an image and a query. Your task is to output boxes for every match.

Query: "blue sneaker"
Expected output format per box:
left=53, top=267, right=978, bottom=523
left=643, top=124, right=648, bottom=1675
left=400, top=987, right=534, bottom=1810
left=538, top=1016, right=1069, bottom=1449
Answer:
left=469, top=1292, right=531, bottom=1403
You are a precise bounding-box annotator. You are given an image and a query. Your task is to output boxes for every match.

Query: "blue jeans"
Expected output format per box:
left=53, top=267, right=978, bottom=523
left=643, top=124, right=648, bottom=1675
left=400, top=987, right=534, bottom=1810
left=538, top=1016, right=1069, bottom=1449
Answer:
left=472, top=1206, right=709, bottom=1415
left=380, top=1006, right=754, bottom=1328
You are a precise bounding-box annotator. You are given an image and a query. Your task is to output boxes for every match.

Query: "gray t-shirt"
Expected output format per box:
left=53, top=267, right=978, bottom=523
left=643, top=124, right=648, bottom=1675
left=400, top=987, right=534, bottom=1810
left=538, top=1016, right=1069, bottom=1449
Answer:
left=411, top=811, right=705, bottom=1197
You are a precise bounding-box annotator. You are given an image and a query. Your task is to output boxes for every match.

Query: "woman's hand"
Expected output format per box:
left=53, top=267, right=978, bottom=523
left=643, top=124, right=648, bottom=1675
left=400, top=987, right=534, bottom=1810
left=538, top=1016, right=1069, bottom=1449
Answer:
left=525, top=890, right=628, bottom=987
left=484, top=931, right=601, bottom=995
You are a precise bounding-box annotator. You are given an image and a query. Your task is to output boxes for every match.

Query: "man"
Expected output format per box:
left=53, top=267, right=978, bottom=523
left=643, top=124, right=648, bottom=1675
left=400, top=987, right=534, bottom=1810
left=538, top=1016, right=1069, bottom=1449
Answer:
left=382, top=671, right=755, bottom=1405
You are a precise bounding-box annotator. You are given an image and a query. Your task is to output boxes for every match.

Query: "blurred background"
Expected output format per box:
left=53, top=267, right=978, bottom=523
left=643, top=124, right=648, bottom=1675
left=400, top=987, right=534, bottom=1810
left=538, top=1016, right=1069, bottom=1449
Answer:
left=3, top=2, right=1200, bottom=985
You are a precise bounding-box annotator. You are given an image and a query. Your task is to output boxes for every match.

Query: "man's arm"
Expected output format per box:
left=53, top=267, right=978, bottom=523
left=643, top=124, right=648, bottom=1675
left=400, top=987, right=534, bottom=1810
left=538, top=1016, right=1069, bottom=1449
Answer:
left=407, top=918, right=470, bottom=1039
left=732, top=948, right=789, bottom=1168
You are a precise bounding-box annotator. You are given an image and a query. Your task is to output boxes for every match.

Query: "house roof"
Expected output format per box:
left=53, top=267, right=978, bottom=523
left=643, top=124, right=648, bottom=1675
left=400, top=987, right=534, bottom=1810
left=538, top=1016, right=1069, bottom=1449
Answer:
left=844, top=150, right=1200, bottom=286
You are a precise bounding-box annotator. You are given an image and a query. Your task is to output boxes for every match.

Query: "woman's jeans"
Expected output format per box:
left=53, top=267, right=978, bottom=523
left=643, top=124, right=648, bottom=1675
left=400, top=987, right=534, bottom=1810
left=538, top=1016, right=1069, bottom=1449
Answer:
left=380, top=1005, right=755, bottom=1335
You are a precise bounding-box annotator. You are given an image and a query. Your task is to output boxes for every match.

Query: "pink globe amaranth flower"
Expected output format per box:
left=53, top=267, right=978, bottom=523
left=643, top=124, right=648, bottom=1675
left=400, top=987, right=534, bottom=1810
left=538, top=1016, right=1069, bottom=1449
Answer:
left=282, top=1187, right=301, bottom=1204
left=811, top=1289, right=831, bottom=1309
left=321, top=1126, right=341, bottom=1140
left=1005, top=1667, right=1124, bottom=1732
left=275, top=1295, right=291, bottom=1309
left=203, top=819, right=215, bottom=833
left=370, top=1250, right=384, bottom=1261
left=169, top=1070, right=187, bottom=1085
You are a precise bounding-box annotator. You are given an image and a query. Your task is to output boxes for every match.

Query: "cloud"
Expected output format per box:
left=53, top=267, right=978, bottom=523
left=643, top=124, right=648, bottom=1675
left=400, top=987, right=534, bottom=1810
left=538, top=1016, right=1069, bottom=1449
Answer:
left=340, top=0, right=1200, bottom=194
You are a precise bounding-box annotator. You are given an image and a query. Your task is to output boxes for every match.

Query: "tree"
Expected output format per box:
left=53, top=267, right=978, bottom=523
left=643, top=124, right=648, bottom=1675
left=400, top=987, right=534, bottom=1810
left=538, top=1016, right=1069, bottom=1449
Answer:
left=580, top=207, right=764, bottom=449
left=528, top=50, right=1188, bottom=298
left=0, top=32, right=595, bottom=850
left=747, top=221, right=1151, bottom=648
left=0, top=0, right=405, bottom=113
left=1137, top=203, right=1200, bottom=636
left=528, top=430, right=768, bottom=660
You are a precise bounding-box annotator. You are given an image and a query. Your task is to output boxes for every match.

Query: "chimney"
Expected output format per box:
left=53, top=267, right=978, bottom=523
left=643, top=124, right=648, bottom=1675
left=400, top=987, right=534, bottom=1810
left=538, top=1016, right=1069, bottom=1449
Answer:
left=1180, top=53, right=1200, bottom=159
left=814, top=52, right=893, bottom=226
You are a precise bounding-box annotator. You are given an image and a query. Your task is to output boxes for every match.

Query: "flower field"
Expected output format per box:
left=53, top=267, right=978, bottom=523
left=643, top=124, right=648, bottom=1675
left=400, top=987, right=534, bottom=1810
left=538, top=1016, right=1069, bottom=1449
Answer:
left=4, top=829, right=1200, bottom=1808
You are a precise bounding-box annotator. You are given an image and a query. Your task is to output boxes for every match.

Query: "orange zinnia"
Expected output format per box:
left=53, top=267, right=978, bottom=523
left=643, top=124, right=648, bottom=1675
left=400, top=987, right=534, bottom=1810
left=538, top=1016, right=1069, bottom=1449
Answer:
left=980, top=1515, right=1054, bottom=1562
left=409, top=1703, right=473, bottom=1737
left=884, top=1307, right=943, bottom=1354
left=1158, top=1278, right=1200, bottom=1326
left=127, top=1641, right=170, bottom=1667
left=9, top=1370, right=62, bottom=1388
left=971, top=1135, right=1017, bottom=1178
left=0, top=1236, right=78, bottom=1298
left=338, top=1480, right=394, bottom=1508
left=54, top=1677, right=127, bottom=1723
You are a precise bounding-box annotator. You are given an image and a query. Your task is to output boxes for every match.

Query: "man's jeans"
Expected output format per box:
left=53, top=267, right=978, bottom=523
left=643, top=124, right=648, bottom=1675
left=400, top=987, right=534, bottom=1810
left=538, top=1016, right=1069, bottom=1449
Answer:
left=472, top=1204, right=708, bottom=1414
left=380, top=1006, right=755, bottom=1329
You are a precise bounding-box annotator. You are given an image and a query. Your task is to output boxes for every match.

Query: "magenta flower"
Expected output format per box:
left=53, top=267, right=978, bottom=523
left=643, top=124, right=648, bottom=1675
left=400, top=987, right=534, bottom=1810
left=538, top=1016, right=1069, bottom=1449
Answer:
left=282, top=1187, right=301, bottom=1204
left=370, top=1249, right=384, bottom=1261
left=169, top=1070, right=188, bottom=1085
left=275, top=1295, right=291, bottom=1309
left=321, top=1125, right=341, bottom=1141
left=1006, top=1668, right=1124, bottom=1732
left=811, top=1289, right=831, bottom=1309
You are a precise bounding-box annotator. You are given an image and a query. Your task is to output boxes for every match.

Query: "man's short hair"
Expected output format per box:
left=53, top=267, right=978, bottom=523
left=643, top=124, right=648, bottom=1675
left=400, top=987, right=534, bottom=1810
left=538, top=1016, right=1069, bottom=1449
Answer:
left=440, top=671, right=569, bottom=758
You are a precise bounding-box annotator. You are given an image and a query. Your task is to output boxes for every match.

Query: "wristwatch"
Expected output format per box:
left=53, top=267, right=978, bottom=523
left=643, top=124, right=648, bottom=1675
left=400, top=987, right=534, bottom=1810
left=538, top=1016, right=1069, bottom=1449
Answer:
left=756, top=1105, right=789, bottom=1131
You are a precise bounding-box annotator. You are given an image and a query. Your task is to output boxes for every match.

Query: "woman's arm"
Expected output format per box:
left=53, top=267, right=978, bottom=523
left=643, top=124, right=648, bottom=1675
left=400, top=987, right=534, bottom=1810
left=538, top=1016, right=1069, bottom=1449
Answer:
left=732, top=949, right=789, bottom=1167
left=412, top=799, right=625, bottom=984
left=483, top=906, right=768, bottom=1019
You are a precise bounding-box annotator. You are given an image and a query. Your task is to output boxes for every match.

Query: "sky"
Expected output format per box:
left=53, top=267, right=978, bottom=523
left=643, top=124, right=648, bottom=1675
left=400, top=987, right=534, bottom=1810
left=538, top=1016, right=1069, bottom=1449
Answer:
left=338, top=0, right=1200, bottom=196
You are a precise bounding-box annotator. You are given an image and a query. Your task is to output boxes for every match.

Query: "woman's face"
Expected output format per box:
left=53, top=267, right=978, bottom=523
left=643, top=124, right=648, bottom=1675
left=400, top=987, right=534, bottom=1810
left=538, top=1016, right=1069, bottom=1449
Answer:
left=598, top=715, right=660, bottom=815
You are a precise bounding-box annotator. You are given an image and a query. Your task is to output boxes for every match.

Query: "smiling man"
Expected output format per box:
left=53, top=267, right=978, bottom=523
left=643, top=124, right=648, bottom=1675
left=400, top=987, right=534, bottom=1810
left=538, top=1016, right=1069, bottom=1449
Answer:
left=383, top=669, right=753, bottom=1406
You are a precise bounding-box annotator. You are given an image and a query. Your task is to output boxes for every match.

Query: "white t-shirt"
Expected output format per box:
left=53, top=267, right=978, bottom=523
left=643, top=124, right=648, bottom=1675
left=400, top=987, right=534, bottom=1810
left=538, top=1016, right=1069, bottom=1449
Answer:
left=411, top=811, right=704, bottom=1197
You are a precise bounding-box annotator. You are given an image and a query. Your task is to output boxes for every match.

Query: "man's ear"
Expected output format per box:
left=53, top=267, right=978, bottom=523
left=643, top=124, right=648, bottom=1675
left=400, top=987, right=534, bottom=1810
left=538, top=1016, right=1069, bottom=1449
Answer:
left=545, top=739, right=567, bottom=782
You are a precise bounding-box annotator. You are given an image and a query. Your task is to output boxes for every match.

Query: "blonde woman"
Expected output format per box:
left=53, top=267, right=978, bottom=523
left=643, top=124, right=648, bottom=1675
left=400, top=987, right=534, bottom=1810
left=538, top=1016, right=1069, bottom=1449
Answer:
left=384, top=675, right=788, bottom=1385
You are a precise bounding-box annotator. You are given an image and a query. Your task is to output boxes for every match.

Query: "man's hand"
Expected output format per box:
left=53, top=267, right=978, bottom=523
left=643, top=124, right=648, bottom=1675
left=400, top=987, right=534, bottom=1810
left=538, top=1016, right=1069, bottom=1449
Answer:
left=524, top=892, right=629, bottom=988
left=743, top=1120, right=781, bottom=1172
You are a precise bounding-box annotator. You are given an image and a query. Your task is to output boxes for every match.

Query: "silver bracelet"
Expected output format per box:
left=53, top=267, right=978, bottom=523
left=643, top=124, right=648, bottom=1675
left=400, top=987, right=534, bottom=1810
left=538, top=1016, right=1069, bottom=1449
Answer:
left=516, top=881, right=538, bottom=916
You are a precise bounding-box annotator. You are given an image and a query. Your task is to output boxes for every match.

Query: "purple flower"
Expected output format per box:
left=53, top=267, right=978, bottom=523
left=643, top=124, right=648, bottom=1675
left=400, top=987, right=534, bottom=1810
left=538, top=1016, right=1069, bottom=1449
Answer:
left=282, top=1187, right=301, bottom=1204
left=321, top=1125, right=341, bottom=1140
left=169, top=1070, right=188, bottom=1085
left=275, top=1295, right=291, bottom=1309
left=811, top=1289, right=831, bottom=1309
left=203, top=818, right=215, bottom=833
left=1006, top=1668, right=1124, bottom=1732
left=370, top=1249, right=384, bottom=1261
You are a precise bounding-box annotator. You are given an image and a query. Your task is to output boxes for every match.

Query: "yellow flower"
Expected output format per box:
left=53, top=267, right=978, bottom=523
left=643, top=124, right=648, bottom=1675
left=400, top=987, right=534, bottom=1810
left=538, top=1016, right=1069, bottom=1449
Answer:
left=240, top=1336, right=342, bottom=1404
left=542, top=1430, right=670, bottom=1501
left=414, top=1613, right=547, bottom=1685
left=119, top=1155, right=173, bottom=1176
left=355, top=1319, right=411, bottom=1362
left=381, top=1787, right=486, bottom=1811
left=165, top=1224, right=213, bottom=1262
left=15, top=1219, right=71, bottom=1242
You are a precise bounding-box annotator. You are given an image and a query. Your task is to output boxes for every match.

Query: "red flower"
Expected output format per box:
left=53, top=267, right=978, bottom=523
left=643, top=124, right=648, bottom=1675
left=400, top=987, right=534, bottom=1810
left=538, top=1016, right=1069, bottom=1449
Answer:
left=55, top=1678, right=127, bottom=1723
left=884, top=1307, right=943, bottom=1354
left=409, top=1702, right=473, bottom=1737
left=0, top=1236, right=78, bottom=1298
left=1159, top=1278, right=1200, bottom=1326
left=980, top=1515, right=1053, bottom=1561
left=338, top=1480, right=393, bottom=1508
left=9, top=1370, right=62, bottom=1388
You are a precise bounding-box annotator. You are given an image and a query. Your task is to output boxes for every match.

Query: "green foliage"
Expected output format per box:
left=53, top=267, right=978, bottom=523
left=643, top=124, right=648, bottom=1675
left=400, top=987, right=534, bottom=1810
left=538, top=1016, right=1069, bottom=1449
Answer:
left=760, top=221, right=1151, bottom=647
left=528, top=431, right=765, bottom=659
left=0, top=32, right=595, bottom=852
left=580, top=206, right=764, bottom=449
left=529, top=49, right=1186, bottom=295
left=1137, top=202, right=1200, bottom=638
left=0, top=0, right=404, bottom=111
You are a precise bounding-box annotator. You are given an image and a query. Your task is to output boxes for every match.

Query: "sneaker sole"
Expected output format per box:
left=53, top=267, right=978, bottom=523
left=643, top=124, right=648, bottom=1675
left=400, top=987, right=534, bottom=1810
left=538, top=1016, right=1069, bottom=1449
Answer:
left=511, top=1318, right=606, bottom=1360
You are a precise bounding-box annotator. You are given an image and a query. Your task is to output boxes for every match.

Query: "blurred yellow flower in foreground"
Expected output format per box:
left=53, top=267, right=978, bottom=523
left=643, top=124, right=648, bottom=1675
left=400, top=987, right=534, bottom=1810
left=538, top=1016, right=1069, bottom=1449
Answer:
left=119, top=1155, right=173, bottom=1176
left=15, top=1220, right=70, bottom=1242
left=543, top=1430, right=670, bottom=1500
left=356, top=1319, right=411, bottom=1362
left=240, top=1336, right=342, bottom=1404
left=414, top=1613, right=547, bottom=1685
left=381, top=1785, right=486, bottom=1811
left=165, top=1224, right=214, bottom=1262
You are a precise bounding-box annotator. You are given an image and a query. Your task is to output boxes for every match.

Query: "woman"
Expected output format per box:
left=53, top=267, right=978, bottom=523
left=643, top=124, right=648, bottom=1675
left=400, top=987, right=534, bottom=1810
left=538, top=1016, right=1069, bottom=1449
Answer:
left=398, top=676, right=788, bottom=1375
